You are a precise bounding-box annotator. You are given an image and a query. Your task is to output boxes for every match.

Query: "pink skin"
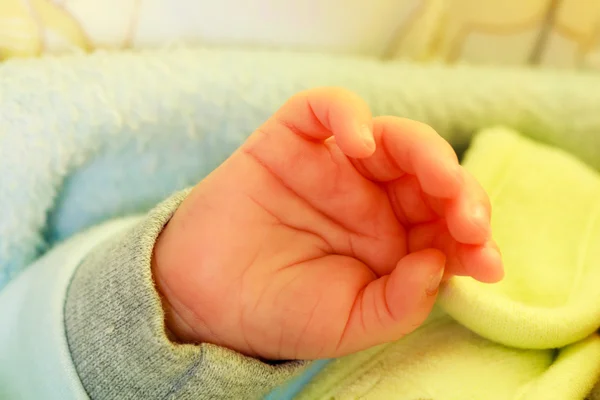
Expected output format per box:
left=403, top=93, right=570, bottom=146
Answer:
left=152, top=87, right=503, bottom=361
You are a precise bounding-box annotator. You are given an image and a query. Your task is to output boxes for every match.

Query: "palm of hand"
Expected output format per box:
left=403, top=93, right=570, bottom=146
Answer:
left=153, top=89, right=503, bottom=360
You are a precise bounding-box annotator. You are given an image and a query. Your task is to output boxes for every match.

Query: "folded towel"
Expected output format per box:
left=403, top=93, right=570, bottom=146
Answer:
left=2, top=48, right=600, bottom=289
left=291, top=128, right=600, bottom=400
left=440, top=128, right=600, bottom=350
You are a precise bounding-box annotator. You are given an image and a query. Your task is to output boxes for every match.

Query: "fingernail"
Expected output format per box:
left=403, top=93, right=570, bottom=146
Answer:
left=482, top=245, right=504, bottom=282
left=359, top=124, right=376, bottom=152
left=426, top=266, right=445, bottom=296
left=483, top=245, right=502, bottom=263
left=472, top=204, right=490, bottom=232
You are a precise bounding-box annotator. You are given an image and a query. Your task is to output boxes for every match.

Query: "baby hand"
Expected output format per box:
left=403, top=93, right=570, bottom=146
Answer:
left=152, top=88, right=503, bottom=360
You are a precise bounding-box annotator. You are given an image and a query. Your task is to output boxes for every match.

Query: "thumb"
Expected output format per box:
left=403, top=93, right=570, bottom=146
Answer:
left=335, top=249, right=445, bottom=356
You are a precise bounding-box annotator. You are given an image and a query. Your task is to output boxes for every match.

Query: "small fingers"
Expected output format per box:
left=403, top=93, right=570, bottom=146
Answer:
left=456, top=242, right=504, bottom=283
left=386, top=175, right=439, bottom=225
left=408, top=221, right=503, bottom=283
left=387, top=166, right=494, bottom=246
left=268, top=87, right=375, bottom=159
left=353, top=117, right=461, bottom=198
left=446, top=169, right=492, bottom=245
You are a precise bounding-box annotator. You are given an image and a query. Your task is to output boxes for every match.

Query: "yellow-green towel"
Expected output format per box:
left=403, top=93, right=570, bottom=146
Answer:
left=296, top=128, right=600, bottom=399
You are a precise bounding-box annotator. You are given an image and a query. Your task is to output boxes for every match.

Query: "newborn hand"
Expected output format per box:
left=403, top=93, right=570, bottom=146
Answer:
left=152, top=88, right=503, bottom=360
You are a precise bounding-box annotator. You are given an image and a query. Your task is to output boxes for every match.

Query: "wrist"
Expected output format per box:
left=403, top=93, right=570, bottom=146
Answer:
left=151, top=223, right=201, bottom=344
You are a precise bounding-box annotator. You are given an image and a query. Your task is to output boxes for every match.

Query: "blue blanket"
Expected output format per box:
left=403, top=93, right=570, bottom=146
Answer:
left=2, top=47, right=600, bottom=293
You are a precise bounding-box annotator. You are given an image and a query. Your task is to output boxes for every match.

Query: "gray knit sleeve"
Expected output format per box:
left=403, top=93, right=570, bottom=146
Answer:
left=64, top=190, right=308, bottom=399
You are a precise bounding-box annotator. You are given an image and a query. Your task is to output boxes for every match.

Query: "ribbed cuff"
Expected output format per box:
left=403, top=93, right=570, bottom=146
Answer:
left=65, top=189, right=307, bottom=399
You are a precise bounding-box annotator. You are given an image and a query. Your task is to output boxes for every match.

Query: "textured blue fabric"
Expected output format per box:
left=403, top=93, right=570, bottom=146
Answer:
left=2, top=48, right=600, bottom=290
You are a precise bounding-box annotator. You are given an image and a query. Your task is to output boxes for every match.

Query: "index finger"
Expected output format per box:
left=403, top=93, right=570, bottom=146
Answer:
left=351, top=116, right=462, bottom=198
left=261, top=87, right=376, bottom=159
